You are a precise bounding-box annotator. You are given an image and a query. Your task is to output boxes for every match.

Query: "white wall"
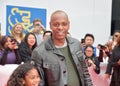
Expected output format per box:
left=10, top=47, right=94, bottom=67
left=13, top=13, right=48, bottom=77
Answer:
left=0, top=0, right=112, bottom=46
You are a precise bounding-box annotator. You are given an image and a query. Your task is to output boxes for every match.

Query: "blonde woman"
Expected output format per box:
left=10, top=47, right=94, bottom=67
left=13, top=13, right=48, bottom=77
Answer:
left=11, top=23, right=24, bottom=45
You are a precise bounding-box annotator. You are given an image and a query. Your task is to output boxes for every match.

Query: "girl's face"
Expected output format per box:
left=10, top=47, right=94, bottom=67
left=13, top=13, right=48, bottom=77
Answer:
left=85, top=47, right=94, bottom=57
left=27, top=34, right=36, bottom=48
left=14, top=24, right=23, bottom=34
left=23, top=68, right=40, bottom=86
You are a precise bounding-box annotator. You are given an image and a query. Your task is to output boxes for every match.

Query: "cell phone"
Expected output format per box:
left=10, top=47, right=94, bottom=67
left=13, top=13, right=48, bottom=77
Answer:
left=81, top=38, right=85, bottom=43
left=101, top=45, right=106, bottom=49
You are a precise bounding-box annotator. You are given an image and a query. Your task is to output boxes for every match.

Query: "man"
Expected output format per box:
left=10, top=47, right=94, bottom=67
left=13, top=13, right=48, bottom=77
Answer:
left=43, top=30, right=52, bottom=41
left=31, top=10, right=93, bottom=86
left=32, top=19, right=46, bottom=46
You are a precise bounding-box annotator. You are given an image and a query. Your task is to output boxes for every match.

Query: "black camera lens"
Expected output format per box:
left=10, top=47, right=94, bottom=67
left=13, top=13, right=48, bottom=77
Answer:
left=35, top=24, right=40, bottom=26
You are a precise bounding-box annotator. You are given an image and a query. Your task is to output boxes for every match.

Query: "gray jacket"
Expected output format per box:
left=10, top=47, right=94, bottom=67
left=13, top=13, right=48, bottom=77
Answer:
left=31, top=36, right=93, bottom=86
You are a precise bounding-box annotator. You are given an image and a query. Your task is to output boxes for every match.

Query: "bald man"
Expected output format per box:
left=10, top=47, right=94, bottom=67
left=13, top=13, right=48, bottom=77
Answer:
left=31, top=10, right=93, bottom=86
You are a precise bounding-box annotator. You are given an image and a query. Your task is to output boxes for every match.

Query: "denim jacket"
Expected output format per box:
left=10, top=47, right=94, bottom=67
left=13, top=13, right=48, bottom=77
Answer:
left=31, top=36, right=93, bottom=86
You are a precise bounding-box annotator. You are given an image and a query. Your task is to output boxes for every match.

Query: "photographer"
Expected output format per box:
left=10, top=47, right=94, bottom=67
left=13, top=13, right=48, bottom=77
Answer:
left=32, top=19, right=46, bottom=46
left=97, top=44, right=110, bottom=63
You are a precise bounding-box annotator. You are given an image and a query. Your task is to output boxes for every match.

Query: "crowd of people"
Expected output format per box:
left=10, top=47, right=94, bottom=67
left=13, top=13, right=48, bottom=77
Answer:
left=0, top=10, right=120, bottom=86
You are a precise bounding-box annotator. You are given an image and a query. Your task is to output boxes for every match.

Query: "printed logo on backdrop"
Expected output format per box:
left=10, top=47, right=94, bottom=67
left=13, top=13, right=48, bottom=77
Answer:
left=6, top=5, right=46, bottom=35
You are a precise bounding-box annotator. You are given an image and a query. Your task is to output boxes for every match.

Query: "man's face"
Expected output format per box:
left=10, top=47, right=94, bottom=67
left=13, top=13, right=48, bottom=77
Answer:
left=85, top=36, right=94, bottom=45
left=34, top=21, right=42, bottom=31
left=50, top=13, right=70, bottom=41
left=43, top=32, right=51, bottom=40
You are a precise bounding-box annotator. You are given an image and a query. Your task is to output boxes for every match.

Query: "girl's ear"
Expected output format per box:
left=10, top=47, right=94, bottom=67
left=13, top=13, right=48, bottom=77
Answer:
left=21, top=79, right=25, bottom=85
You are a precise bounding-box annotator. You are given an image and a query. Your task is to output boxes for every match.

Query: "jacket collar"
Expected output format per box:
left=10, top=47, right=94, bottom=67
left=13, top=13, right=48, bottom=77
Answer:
left=45, top=36, right=74, bottom=50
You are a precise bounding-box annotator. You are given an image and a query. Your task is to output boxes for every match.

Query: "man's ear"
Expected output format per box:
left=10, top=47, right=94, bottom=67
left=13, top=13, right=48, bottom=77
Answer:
left=49, top=22, right=52, bottom=30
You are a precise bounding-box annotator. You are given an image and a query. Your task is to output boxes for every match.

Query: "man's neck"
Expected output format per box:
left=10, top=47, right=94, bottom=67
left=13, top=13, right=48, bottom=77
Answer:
left=54, top=39, right=67, bottom=48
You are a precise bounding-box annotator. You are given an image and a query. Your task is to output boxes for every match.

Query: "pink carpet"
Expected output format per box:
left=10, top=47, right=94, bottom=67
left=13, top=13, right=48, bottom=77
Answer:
left=0, top=65, right=18, bottom=86
left=88, top=63, right=110, bottom=86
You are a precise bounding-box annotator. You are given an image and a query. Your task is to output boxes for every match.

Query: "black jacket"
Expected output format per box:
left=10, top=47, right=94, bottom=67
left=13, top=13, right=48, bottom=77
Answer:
left=18, top=42, right=32, bottom=63
left=106, top=45, right=120, bottom=86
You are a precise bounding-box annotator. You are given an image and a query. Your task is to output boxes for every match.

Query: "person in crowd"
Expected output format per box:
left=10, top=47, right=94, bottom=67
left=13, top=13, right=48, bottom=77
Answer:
left=97, top=44, right=110, bottom=63
left=43, top=30, right=52, bottom=41
left=84, top=33, right=94, bottom=46
left=7, top=63, right=41, bottom=86
left=106, top=30, right=120, bottom=53
left=18, top=32, right=37, bottom=63
left=97, top=30, right=120, bottom=64
left=83, top=33, right=99, bottom=57
left=31, top=10, right=93, bottom=86
left=80, top=38, right=85, bottom=48
left=32, top=19, right=46, bottom=46
left=105, top=33, right=120, bottom=86
left=0, top=36, right=21, bottom=65
left=84, top=45, right=100, bottom=74
left=11, top=23, right=24, bottom=45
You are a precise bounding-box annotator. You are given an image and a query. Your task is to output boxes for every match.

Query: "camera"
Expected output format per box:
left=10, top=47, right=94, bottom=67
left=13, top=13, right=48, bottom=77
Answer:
left=98, top=44, right=106, bottom=50
left=35, top=24, right=40, bottom=26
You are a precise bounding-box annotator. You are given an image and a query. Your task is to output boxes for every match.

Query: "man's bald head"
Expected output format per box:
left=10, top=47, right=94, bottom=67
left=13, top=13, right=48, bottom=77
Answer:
left=50, top=10, right=69, bottom=22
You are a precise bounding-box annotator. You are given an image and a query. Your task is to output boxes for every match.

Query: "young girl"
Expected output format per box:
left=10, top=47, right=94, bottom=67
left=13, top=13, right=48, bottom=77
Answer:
left=7, top=63, right=41, bottom=86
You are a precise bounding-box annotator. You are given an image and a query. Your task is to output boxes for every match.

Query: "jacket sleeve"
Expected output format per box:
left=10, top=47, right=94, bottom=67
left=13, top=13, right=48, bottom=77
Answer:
left=98, top=50, right=103, bottom=62
left=18, top=44, right=31, bottom=63
left=105, top=48, right=116, bottom=74
left=105, top=48, right=119, bottom=74
left=93, top=57, right=100, bottom=74
left=79, top=54, right=93, bottom=86
left=31, top=48, right=45, bottom=86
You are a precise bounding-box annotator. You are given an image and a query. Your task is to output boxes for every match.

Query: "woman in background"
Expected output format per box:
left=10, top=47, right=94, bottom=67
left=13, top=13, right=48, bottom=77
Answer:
left=105, top=33, right=120, bottom=86
left=18, top=32, right=37, bottom=63
left=11, top=23, right=24, bottom=45
left=84, top=45, right=100, bottom=74
left=97, top=44, right=110, bottom=63
left=0, top=36, right=21, bottom=65
left=85, top=45, right=110, bottom=86
left=7, top=63, right=41, bottom=86
left=107, top=30, right=120, bottom=52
